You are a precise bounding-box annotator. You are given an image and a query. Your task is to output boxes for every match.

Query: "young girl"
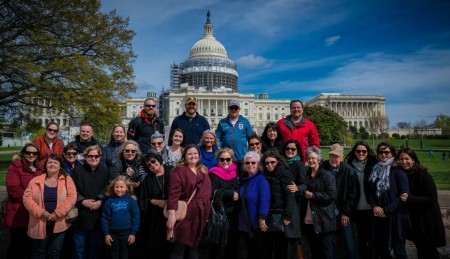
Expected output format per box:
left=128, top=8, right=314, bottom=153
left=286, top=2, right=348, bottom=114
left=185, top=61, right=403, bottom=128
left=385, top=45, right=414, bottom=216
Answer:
left=101, top=175, right=140, bottom=259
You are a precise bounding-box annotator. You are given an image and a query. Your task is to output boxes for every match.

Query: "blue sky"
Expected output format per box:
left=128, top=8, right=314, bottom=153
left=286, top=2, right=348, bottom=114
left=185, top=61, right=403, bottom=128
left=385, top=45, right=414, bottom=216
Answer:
left=101, top=0, right=450, bottom=126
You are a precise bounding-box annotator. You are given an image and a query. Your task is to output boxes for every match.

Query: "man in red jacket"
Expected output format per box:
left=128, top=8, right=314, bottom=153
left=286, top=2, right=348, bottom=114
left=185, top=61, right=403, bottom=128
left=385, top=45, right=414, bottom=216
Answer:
left=277, top=100, right=320, bottom=162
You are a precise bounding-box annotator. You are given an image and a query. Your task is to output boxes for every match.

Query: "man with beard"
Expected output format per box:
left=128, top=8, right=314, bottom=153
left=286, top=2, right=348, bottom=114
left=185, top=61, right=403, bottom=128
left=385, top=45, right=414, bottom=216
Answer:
left=127, top=98, right=165, bottom=153
left=169, top=96, right=210, bottom=145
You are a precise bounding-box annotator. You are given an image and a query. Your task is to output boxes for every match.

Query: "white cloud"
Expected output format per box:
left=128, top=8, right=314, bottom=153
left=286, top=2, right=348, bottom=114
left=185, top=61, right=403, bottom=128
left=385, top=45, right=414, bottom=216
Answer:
left=235, top=54, right=273, bottom=68
left=325, top=35, right=341, bottom=46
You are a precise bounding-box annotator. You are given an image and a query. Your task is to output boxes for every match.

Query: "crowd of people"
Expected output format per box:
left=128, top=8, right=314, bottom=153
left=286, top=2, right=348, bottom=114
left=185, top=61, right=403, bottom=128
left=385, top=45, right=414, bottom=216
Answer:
left=4, top=97, right=446, bottom=259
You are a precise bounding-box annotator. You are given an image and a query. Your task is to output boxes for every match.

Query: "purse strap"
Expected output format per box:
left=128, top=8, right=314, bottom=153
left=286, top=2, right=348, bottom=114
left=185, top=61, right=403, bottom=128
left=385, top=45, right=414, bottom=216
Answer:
left=186, top=188, right=197, bottom=205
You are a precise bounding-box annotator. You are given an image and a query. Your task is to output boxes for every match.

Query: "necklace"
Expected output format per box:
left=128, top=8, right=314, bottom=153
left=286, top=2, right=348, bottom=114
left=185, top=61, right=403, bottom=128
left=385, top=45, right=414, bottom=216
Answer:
left=155, top=174, right=165, bottom=199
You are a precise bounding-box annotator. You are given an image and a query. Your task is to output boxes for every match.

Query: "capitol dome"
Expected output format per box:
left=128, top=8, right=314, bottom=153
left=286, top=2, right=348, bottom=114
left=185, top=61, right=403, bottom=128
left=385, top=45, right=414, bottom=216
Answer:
left=189, top=14, right=228, bottom=58
left=170, top=11, right=238, bottom=91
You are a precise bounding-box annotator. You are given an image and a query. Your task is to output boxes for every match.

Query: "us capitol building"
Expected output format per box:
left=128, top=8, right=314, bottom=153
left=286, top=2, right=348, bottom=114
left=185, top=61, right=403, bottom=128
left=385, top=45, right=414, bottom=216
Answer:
left=29, top=11, right=387, bottom=138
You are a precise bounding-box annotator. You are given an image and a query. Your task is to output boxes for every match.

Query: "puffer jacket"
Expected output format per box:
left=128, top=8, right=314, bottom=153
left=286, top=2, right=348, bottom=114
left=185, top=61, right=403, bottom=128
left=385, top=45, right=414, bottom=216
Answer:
left=102, top=140, right=124, bottom=167
left=23, top=174, right=77, bottom=239
left=5, top=158, right=42, bottom=228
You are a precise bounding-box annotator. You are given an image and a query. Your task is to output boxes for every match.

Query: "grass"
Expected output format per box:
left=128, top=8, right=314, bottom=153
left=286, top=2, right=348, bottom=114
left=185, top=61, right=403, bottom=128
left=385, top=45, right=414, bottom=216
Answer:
left=0, top=144, right=449, bottom=189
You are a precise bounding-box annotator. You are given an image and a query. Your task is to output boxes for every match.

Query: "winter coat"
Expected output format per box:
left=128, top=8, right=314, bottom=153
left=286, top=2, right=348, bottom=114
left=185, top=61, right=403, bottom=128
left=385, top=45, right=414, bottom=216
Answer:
left=405, top=168, right=446, bottom=247
left=127, top=111, right=165, bottom=154
left=5, top=158, right=42, bottom=228
left=367, top=166, right=410, bottom=247
left=170, top=112, right=210, bottom=145
left=110, top=157, right=147, bottom=184
left=209, top=163, right=240, bottom=216
left=71, top=163, right=110, bottom=230
left=277, top=116, right=320, bottom=163
left=166, top=166, right=212, bottom=247
left=215, top=115, right=253, bottom=161
left=102, top=140, right=124, bottom=168
left=32, top=135, right=65, bottom=165
left=302, top=168, right=337, bottom=234
left=23, top=174, right=77, bottom=239
left=321, top=161, right=360, bottom=218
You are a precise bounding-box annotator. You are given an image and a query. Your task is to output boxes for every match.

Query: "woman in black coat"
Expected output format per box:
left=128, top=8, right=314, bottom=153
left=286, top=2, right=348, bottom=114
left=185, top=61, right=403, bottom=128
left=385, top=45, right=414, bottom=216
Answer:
left=261, top=122, right=284, bottom=154
left=344, top=141, right=377, bottom=258
left=260, top=150, right=298, bottom=259
left=397, top=148, right=446, bottom=259
left=208, top=148, right=240, bottom=259
left=302, top=147, right=337, bottom=259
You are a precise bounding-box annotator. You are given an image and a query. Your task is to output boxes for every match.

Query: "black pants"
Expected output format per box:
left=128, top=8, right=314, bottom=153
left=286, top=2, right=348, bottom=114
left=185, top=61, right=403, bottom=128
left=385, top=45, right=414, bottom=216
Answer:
left=354, top=209, right=374, bottom=259
left=8, top=227, right=32, bottom=259
left=240, top=231, right=264, bottom=259
left=209, top=214, right=240, bottom=259
left=261, top=231, right=287, bottom=259
left=414, top=240, right=440, bottom=259
left=169, top=242, right=198, bottom=259
left=106, top=230, right=130, bottom=259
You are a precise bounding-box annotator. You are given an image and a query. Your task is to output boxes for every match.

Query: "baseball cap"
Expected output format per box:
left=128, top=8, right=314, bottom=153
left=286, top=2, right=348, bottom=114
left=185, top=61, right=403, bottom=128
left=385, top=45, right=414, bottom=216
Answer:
left=228, top=99, right=240, bottom=108
left=186, top=96, right=197, bottom=104
left=329, top=143, right=344, bottom=157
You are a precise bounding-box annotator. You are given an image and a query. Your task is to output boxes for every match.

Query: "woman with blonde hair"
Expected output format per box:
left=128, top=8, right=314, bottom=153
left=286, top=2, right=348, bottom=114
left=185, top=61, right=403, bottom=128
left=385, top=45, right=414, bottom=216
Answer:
left=103, top=124, right=127, bottom=167
left=199, top=130, right=220, bottom=169
left=23, top=154, right=77, bottom=258
left=111, top=140, right=146, bottom=189
left=166, top=144, right=212, bottom=258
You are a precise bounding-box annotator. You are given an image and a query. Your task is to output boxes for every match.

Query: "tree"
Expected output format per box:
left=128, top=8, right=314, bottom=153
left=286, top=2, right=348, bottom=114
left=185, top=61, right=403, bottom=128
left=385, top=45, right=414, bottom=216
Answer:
left=0, top=0, right=136, bottom=119
left=368, top=113, right=388, bottom=136
left=397, top=122, right=411, bottom=129
left=358, top=127, right=369, bottom=139
left=349, top=126, right=359, bottom=138
left=304, top=105, right=348, bottom=145
left=434, top=114, right=450, bottom=136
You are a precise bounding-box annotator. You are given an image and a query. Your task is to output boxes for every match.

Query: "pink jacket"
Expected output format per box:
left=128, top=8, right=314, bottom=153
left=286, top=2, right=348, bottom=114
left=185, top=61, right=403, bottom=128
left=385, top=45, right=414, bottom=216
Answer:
left=23, top=174, right=77, bottom=239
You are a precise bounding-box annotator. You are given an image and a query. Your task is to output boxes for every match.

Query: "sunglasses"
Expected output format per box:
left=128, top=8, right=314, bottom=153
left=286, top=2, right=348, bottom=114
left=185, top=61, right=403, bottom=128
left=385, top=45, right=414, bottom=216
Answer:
left=249, top=142, right=260, bottom=147
left=24, top=151, right=39, bottom=156
left=219, top=157, right=232, bottom=162
left=47, top=128, right=58, bottom=133
left=245, top=161, right=257, bottom=165
left=145, top=104, right=156, bottom=108
left=228, top=106, right=239, bottom=111
left=146, top=159, right=158, bottom=165
left=86, top=155, right=100, bottom=159
left=377, top=150, right=391, bottom=155
left=124, top=149, right=136, bottom=154
left=151, top=142, right=163, bottom=146
left=265, top=161, right=277, bottom=166
left=65, top=152, right=77, bottom=156
left=285, top=147, right=297, bottom=152
left=356, top=150, right=368, bottom=154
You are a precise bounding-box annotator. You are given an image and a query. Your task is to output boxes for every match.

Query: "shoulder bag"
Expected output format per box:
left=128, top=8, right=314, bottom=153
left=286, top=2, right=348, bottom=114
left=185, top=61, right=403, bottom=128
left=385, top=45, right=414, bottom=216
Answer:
left=163, top=188, right=197, bottom=221
left=64, top=176, right=78, bottom=224
left=205, top=190, right=230, bottom=246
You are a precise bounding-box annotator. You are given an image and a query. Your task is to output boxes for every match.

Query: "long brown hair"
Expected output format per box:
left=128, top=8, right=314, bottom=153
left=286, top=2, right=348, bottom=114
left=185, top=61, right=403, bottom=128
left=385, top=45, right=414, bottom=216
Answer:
left=176, top=144, right=207, bottom=174
left=42, top=153, right=67, bottom=178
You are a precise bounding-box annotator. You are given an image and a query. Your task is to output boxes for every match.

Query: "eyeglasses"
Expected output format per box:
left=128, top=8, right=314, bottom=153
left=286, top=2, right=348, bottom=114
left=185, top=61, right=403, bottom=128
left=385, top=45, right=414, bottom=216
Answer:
left=124, top=149, right=136, bottom=154
left=86, top=155, right=100, bottom=159
left=228, top=106, right=239, bottom=111
left=249, top=142, right=260, bottom=147
left=151, top=142, right=163, bottom=146
left=145, top=104, right=156, bottom=108
left=245, top=161, right=257, bottom=165
left=285, top=147, right=297, bottom=152
left=65, top=152, right=77, bottom=156
left=377, top=150, right=391, bottom=155
left=24, top=151, right=39, bottom=156
left=146, top=159, right=158, bottom=165
left=356, top=150, right=367, bottom=154
left=46, top=128, right=58, bottom=133
left=219, top=157, right=232, bottom=162
left=265, top=161, right=277, bottom=166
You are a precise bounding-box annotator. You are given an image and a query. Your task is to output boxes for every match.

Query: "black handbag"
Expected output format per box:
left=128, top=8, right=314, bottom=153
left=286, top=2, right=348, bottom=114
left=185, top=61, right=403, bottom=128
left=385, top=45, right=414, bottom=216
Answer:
left=266, top=210, right=285, bottom=232
left=206, top=191, right=230, bottom=246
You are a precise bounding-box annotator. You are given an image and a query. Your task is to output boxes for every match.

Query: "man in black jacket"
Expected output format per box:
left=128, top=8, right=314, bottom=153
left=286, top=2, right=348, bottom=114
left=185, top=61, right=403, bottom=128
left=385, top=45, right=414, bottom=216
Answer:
left=68, top=123, right=103, bottom=162
left=322, top=144, right=360, bottom=259
left=127, top=98, right=165, bottom=153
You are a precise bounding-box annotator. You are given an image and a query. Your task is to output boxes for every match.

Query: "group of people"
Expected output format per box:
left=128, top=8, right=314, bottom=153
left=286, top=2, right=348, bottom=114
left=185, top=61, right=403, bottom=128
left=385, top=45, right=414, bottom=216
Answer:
left=4, top=97, right=446, bottom=259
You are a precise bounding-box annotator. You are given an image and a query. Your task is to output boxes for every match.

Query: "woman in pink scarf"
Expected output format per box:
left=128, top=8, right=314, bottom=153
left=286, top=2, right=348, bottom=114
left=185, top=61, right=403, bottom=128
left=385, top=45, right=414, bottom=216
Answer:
left=208, top=147, right=240, bottom=259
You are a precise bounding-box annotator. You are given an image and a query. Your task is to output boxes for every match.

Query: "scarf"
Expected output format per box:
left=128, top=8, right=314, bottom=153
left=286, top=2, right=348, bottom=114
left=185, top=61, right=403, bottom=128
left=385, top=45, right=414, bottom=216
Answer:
left=351, top=160, right=366, bottom=174
left=199, top=145, right=218, bottom=169
left=287, top=156, right=300, bottom=165
left=368, top=157, right=395, bottom=197
left=140, top=110, right=158, bottom=125
left=208, top=163, right=237, bottom=181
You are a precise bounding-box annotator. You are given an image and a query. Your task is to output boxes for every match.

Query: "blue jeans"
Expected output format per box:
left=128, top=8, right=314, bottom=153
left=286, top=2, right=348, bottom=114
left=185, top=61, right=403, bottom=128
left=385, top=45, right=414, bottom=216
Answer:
left=339, top=221, right=357, bottom=259
left=31, top=223, right=65, bottom=259
left=72, top=227, right=103, bottom=259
